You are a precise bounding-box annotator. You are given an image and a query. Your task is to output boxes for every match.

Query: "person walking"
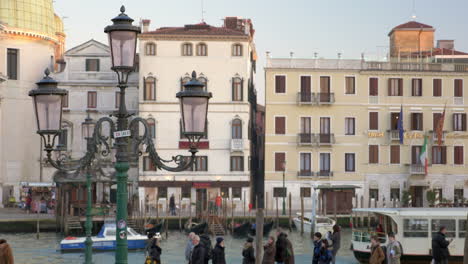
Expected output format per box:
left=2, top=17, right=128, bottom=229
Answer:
left=312, top=232, right=323, bottom=264
left=275, top=230, right=295, bottom=264
left=200, top=234, right=213, bottom=264
left=145, top=232, right=156, bottom=259
left=169, top=194, right=176, bottom=216
left=262, top=236, right=276, bottom=264
left=190, top=235, right=206, bottom=264
left=369, top=236, right=385, bottom=264
left=185, top=232, right=195, bottom=263
left=146, top=238, right=162, bottom=264
left=432, top=226, right=452, bottom=264
left=318, top=239, right=333, bottom=264
left=330, top=225, right=341, bottom=264
left=0, top=239, right=13, bottom=264
left=386, top=232, right=401, bottom=264
left=242, top=237, right=255, bottom=264
left=212, top=237, right=226, bottom=264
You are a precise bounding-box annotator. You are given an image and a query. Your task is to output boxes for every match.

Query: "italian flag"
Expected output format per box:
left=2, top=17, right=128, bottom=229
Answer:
left=419, top=135, right=428, bottom=175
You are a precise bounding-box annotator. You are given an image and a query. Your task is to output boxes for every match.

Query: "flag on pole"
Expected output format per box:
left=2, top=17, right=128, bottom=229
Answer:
left=436, top=104, right=446, bottom=146
left=398, top=104, right=404, bottom=144
left=420, top=135, right=428, bottom=175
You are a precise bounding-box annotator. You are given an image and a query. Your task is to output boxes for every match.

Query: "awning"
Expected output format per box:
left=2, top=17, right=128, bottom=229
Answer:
left=313, top=185, right=361, bottom=190
left=20, top=182, right=56, bottom=187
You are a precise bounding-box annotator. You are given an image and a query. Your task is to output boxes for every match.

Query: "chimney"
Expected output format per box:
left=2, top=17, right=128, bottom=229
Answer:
left=437, top=40, right=454, bottom=50
left=142, top=19, right=151, bottom=33
left=224, top=17, right=238, bottom=30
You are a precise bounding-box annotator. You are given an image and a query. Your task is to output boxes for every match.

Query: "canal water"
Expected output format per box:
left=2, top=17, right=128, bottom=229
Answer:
left=0, top=229, right=359, bottom=264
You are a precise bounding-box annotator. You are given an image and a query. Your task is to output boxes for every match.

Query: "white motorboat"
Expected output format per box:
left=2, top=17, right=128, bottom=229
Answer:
left=293, top=213, right=336, bottom=235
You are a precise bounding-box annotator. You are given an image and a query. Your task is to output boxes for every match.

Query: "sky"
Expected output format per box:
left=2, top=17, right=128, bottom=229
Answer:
left=54, top=0, right=468, bottom=103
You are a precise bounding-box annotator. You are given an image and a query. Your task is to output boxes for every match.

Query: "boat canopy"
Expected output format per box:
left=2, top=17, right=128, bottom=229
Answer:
left=353, top=208, right=468, bottom=218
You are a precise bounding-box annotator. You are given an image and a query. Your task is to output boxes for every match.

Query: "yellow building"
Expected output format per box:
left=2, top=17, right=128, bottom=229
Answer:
left=264, top=21, right=468, bottom=212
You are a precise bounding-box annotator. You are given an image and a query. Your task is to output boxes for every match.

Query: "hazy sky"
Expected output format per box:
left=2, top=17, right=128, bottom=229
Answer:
left=54, top=0, right=468, bottom=102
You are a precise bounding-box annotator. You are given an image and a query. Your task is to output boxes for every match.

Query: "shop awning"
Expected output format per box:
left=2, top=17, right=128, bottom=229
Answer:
left=313, top=185, right=361, bottom=190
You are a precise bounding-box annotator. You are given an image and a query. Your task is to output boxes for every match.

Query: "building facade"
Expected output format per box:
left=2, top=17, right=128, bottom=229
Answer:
left=0, top=0, right=65, bottom=205
left=265, top=21, right=468, bottom=212
left=137, top=18, right=256, bottom=213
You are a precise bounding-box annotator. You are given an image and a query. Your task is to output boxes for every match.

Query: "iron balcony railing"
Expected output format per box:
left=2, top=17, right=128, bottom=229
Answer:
left=297, top=133, right=315, bottom=145
left=317, top=170, right=333, bottom=177
left=297, top=92, right=315, bottom=104
left=317, top=133, right=335, bottom=145
left=430, top=130, right=447, bottom=144
left=388, top=130, right=402, bottom=141
left=409, top=164, right=425, bottom=175
left=297, top=170, right=314, bottom=177
left=317, top=93, right=335, bottom=104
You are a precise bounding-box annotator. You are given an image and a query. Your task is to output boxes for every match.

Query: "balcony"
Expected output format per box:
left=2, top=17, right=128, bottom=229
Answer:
left=297, top=92, right=315, bottom=105
left=297, top=133, right=315, bottom=145
left=231, top=139, right=243, bottom=152
left=409, top=164, right=425, bottom=175
left=388, top=130, right=402, bottom=141
left=317, top=93, right=335, bottom=104
left=430, top=131, right=446, bottom=144
left=297, top=170, right=314, bottom=177
left=317, top=133, right=335, bottom=145
left=317, top=170, right=333, bottom=177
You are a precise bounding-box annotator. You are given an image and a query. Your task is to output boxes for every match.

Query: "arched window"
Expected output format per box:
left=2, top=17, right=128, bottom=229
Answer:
left=145, top=43, right=156, bottom=56
left=232, top=77, right=243, bottom=101
left=232, top=43, right=243, bottom=56
left=147, top=118, right=156, bottom=139
left=196, top=43, right=207, bottom=56
left=144, top=76, right=156, bottom=101
left=182, top=43, right=193, bottom=56
left=232, top=119, right=242, bottom=139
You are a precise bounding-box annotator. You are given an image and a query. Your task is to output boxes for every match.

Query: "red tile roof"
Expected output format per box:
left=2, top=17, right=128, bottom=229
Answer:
left=143, top=22, right=247, bottom=37
left=393, top=21, right=433, bottom=30
left=414, top=48, right=468, bottom=56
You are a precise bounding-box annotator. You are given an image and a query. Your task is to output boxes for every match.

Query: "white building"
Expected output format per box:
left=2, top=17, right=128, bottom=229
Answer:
left=0, top=0, right=65, bottom=205
left=138, top=17, right=256, bottom=213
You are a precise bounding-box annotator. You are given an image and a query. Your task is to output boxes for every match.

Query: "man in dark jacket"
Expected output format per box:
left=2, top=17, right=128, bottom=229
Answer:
left=169, top=194, right=176, bottom=215
left=199, top=234, right=212, bottom=264
left=212, top=237, right=226, bottom=264
left=191, top=235, right=206, bottom=264
left=312, top=232, right=323, bottom=264
left=432, top=226, right=452, bottom=264
left=242, top=237, right=255, bottom=264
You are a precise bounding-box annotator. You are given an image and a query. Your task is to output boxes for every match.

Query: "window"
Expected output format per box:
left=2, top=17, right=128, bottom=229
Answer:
left=62, top=93, right=69, bottom=108
left=433, top=79, right=442, bottom=97
left=300, top=187, right=311, bottom=198
left=403, top=219, right=428, bottom=237
left=454, top=188, right=464, bottom=203
left=319, top=76, right=331, bottom=102
left=232, top=44, right=242, bottom=56
left=411, top=113, right=423, bottom=131
left=369, top=112, right=379, bottom=130
left=143, top=156, right=157, bottom=171
left=319, top=153, right=331, bottom=174
left=275, top=116, right=285, bottom=134
left=345, top=117, right=355, bottom=135
left=190, top=156, right=208, bottom=171
left=87, top=91, right=97, bottom=108
left=299, top=153, right=311, bottom=173
left=369, top=188, right=379, bottom=201
left=144, top=77, right=156, bottom=101
left=454, top=79, right=463, bottom=97
left=431, top=219, right=456, bottom=238
left=345, top=76, right=355, bottom=94
left=453, top=113, right=467, bottom=131
left=454, top=146, right=464, bottom=165
left=145, top=43, right=156, bottom=56
left=182, top=43, right=193, bottom=56
left=300, top=117, right=311, bottom=134
left=158, top=187, right=168, bottom=199
left=230, top=156, right=244, bottom=171
left=220, top=187, right=229, bottom=198
left=232, top=77, right=243, bottom=101
left=300, top=76, right=312, bottom=101
left=459, top=220, right=466, bottom=238
left=196, top=43, right=207, bottom=56
left=432, top=146, right=447, bottom=164
left=275, top=75, right=286, bottom=93
left=390, top=188, right=400, bottom=200
left=411, top=78, right=422, bottom=96
left=58, top=129, right=68, bottom=150
left=411, top=146, right=422, bottom=164
left=232, top=187, right=242, bottom=199
left=232, top=119, right=242, bottom=139
left=115, top=92, right=120, bottom=108
left=147, top=118, right=156, bottom=139
left=369, top=145, right=379, bottom=164
left=182, top=186, right=191, bottom=199
left=7, top=48, right=18, bottom=80
left=433, top=113, right=442, bottom=131
left=345, top=153, right=355, bottom=172
left=274, top=152, right=285, bottom=171
left=273, top=187, right=286, bottom=198
left=369, top=77, right=378, bottom=96
left=390, top=112, right=400, bottom=130
left=388, top=78, right=403, bottom=96
left=85, top=59, right=100, bottom=72
left=390, top=145, right=400, bottom=164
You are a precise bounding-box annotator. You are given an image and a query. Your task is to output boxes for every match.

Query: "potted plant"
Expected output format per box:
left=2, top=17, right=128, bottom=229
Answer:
left=401, top=191, right=410, bottom=207
left=426, top=190, right=436, bottom=207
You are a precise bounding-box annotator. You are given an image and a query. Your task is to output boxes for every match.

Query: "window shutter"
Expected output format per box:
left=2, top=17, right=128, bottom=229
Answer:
left=398, top=78, right=403, bottom=96
left=433, top=113, right=440, bottom=131
left=275, top=153, right=285, bottom=171
left=86, top=59, right=90, bottom=71
left=369, top=112, right=378, bottom=130
left=462, top=114, right=467, bottom=131
left=369, top=78, right=378, bottom=96
left=241, top=78, right=244, bottom=101
left=411, top=113, right=416, bottom=130
left=455, top=146, right=464, bottom=165
left=231, top=78, right=235, bottom=101
left=391, top=145, right=400, bottom=164
left=275, top=76, right=285, bottom=93
left=455, top=80, right=463, bottom=97
left=143, top=77, right=146, bottom=100
left=442, top=146, right=447, bottom=164
left=275, top=117, right=285, bottom=134
left=388, top=79, right=392, bottom=96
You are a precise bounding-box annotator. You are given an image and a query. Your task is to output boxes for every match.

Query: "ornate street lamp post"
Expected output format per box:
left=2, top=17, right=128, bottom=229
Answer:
left=29, top=6, right=211, bottom=264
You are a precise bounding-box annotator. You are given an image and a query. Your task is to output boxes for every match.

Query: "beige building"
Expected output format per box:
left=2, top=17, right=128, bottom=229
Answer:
left=265, top=21, right=468, bottom=212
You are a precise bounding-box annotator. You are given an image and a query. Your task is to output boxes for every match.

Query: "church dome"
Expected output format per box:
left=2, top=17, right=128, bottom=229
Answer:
left=0, top=0, right=63, bottom=37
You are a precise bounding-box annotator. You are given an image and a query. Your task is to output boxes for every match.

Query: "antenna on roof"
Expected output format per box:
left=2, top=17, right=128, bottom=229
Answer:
left=201, top=0, right=206, bottom=22
left=411, top=0, right=417, bottom=20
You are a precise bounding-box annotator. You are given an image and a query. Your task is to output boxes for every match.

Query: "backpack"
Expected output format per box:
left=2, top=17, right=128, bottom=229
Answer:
left=381, top=245, right=387, bottom=264
left=200, top=235, right=212, bottom=260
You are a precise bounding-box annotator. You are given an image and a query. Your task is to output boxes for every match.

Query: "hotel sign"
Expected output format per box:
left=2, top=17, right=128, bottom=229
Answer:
left=368, top=132, right=384, bottom=138
left=404, top=132, right=424, bottom=139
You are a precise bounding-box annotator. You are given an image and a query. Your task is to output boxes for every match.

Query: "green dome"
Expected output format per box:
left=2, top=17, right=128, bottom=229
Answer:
left=0, top=0, right=63, bottom=37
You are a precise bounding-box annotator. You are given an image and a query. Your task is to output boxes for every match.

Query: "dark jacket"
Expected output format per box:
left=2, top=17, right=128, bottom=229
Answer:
left=330, top=232, right=341, bottom=254
left=148, top=240, right=162, bottom=263
left=199, top=234, right=212, bottom=264
left=312, top=240, right=323, bottom=264
left=275, top=233, right=294, bottom=264
left=212, top=244, right=226, bottom=264
left=190, top=243, right=206, bottom=264
left=242, top=242, right=255, bottom=264
left=432, top=232, right=450, bottom=261
left=169, top=196, right=175, bottom=208
left=262, top=242, right=276, bottom=264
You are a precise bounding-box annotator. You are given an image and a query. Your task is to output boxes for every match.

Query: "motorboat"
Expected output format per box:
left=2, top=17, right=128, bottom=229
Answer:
left=351, top=208, right=467, bottom=264
left=293, top=213, right=336, bottom=235
left=60, top=223, right=147, bottom=252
